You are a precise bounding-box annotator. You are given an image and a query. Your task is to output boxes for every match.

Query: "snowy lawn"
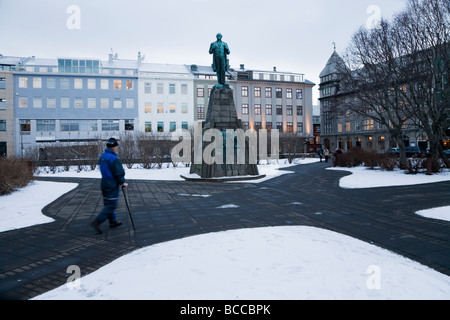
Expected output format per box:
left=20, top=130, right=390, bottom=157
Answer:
left=0, top=181, right=78, bottom=233
left=34, top=226, right=450, bottom=300
left=327, top=165, right=450, bottom=189
left=35, top=158, right=318, bottom=182
left=2, top=159, right=450, bottom=299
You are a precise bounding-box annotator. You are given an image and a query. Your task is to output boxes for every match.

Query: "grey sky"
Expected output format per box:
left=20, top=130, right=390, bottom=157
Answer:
left=0, top=0, right=408, bottom=102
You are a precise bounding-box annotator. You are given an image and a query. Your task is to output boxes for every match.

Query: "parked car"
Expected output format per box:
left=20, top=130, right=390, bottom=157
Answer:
left=389, top=146, right=421, bottom=157
left=405, top=146, right=421, bottom=157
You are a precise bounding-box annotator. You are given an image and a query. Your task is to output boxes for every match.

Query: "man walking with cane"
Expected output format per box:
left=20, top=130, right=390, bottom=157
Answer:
left=92, top=138, right=128, bottom=234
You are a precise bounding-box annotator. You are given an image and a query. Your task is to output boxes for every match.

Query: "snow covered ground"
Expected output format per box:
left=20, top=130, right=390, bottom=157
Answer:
left=0, top=181, right=78, bottom=233
left=1, top=160, right=449, bottom=299
left=34, top=226, right=450, bottom=300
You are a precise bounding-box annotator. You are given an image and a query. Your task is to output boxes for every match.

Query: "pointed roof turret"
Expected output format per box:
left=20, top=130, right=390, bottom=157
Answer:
left=320, top=50, right=346, bottom=78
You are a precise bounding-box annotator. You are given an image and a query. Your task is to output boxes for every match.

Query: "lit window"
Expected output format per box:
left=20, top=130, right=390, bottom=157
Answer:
left=241, top=86, right=248, bottom=97
left=287, top=122, right=293, bottom=132
left=286, top=105, right=293, bottom=115
left=254, top=104, right=261, bottom=115
left=145, top=103, right=152, bottom=113
left=113, top=80, right=122, bottom=90
left=286, top=88, right=292, bottom=99
left=126, top=80, right=134, bottom=90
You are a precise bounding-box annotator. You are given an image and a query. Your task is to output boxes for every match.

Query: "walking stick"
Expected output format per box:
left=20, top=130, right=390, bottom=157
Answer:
left=122, top=186, right=135, bottom=231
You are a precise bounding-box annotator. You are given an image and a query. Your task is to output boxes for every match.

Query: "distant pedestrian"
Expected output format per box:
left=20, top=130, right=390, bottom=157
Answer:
left=317, top=147, right=324, bottom=162
left=92, top=138, right=128, bottom=234
left=324, top=147, right=330, bottom=163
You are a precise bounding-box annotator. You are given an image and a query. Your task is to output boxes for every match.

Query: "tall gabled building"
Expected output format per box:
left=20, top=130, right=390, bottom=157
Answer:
left=319, top=50, right=401, bottom=153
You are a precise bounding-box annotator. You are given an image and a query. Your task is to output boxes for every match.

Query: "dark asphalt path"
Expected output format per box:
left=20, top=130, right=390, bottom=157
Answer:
left=1, top=161, right=449, bottom=299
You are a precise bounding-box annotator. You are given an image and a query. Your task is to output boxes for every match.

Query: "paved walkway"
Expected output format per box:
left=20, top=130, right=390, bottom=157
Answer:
left=1, top=161, right=450, bottom=299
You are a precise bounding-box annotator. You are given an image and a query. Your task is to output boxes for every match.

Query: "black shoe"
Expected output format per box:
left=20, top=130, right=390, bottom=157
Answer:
left=109, top=221, right=122, bottom=228
left=91, top=221, right=103, bottom=234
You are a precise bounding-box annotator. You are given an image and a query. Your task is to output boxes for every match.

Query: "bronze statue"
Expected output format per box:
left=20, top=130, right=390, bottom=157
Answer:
left=209, top=33, right=230, bottom=87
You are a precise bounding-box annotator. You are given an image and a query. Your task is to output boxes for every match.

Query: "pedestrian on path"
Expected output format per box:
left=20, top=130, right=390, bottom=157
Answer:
left=317, top=147, right=324, bottom=162
left=92, top=138, right=128, bottom=234
left=324, top=147, right=330, bottom=163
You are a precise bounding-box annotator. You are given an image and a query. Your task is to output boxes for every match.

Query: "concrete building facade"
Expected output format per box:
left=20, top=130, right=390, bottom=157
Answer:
left=138, top=63, right=194, bottom=135
left=233, top=65, right=315, bottom=140
left=12, top=55, right=138, bottom=156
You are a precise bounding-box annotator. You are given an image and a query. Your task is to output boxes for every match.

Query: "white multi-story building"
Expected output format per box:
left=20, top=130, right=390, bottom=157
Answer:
left=138, top=63, right=194, bottom=134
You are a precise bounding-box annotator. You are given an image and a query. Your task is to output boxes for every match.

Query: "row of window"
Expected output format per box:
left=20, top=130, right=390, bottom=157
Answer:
left=144, top=82, right=189, bottom=95
left=241, top=105, right=303, bottom=116
left=241, top=122, right=304, bottom=133
left=240, top=87, right=303, bottom=99
left=19, top=119, right=134, bottom=132
left=144, top=121, right=189, bottom=133
left=18, top=97, right=135, bottom=109
left=144, top=103, right=189, bottom=114
left=18, top=77, right=134, bottom=90
left=337, top=120, right=377, bottom=133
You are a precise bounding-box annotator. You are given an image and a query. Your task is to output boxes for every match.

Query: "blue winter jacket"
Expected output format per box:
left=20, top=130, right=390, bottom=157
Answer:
left=99, top=148, right=126, bottom=199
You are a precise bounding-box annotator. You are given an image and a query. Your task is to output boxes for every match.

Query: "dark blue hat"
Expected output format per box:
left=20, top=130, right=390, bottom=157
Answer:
left=106, top=137, right=119, bottom=148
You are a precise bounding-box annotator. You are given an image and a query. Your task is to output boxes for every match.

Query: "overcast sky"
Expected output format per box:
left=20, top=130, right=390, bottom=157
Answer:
left=0, top=0, right=408, bottom=102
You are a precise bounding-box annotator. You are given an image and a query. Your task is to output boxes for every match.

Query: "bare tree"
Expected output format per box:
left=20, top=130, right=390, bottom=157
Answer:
left=341, top=19, right=411, bottom=168
left=280, top=133, right=305, bottom=164
left=341, top=0, right=449, bottom=169
left=392, top=0, right=450, bottom=167
left=119, top=132, right=137, bottom=169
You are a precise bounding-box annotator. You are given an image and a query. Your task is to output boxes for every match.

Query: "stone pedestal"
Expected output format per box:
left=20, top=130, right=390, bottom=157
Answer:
left=190, top=86, right=260, bottom=179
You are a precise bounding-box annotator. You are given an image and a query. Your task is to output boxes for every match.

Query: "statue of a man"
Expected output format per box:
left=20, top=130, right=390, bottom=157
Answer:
left=209, top=33, right=230, bottom=87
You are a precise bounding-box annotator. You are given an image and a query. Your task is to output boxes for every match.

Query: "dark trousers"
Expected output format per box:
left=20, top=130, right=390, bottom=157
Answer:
left=95, top=191, right=119, bottom=224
